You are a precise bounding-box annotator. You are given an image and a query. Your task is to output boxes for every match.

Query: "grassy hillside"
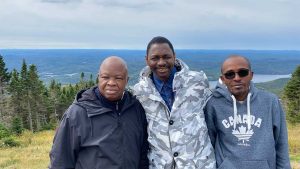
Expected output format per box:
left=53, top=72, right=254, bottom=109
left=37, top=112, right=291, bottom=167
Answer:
left=0, top=126, right=299, bottom=169
left=0, top=130, right=54, bottom=169
left=255, top=78, right=290, bottom=96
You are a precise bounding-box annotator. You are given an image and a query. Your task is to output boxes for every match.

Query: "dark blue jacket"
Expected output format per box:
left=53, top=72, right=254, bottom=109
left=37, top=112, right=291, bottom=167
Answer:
left=49, top=86, right=149, bottom=169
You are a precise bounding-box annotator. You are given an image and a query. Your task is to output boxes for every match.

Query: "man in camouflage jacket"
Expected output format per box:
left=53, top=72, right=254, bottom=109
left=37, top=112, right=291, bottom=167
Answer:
left=134, top=36, right=216, bottom=169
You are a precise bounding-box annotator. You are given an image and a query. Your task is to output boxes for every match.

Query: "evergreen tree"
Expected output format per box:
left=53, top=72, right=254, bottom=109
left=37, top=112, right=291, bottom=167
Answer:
left=19, top=60, right=33, bottom=131
left=283, top=65, right=300, bottom=123
left=49, top=79, right=61, bottom=121
left=11, top=117, right=23, bottom=135
left=9, top=60, right=48, bottom=131
left=27, top=64, right=48, bottom=131
left=8, top=69, right=23, bottom=122
left=0, top=55, right=11, bottom=123
left=89, top=74, right=95, bottom=87
left=0, top=55, right=10, bottom=94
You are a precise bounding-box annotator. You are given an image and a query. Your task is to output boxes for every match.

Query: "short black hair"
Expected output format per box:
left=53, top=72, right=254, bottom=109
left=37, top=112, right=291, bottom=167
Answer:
left=146, top=36, right=175, bottom=55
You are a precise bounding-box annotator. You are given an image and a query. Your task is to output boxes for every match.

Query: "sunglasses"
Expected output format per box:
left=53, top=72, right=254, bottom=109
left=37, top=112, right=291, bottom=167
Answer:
left=223, top=69, right=250, bottom=79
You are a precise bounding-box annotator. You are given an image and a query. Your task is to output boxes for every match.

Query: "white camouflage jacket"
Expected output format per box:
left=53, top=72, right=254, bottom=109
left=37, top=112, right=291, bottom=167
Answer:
left=134, top=59, right=216, bottom=169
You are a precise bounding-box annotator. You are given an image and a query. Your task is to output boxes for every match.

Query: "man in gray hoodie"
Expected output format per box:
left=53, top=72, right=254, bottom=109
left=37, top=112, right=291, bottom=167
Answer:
left=204, top=55, right=291, bottom=169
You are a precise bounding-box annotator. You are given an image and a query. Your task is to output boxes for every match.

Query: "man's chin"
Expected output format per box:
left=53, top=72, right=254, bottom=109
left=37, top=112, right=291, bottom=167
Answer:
left=104, top=94, right=121, bottom=101
left=155, top=72, right=170, bottom=81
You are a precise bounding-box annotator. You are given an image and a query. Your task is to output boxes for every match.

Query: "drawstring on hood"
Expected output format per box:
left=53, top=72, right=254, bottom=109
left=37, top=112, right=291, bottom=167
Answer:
left=213, top=81, right=257, bottom=131
left=231, top=93, right=252, bottom=130
left=247, top=93, right=252, bottom=130
left=231, top=95, right=238, bottom=130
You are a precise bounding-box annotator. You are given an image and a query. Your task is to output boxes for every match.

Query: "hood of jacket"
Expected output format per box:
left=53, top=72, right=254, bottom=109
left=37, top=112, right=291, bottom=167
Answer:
left=213, top=80, right=258, bottom=130
left=136, top=58, right=208, bottom=98
left=73, top=86, right=137, bottom=117
left=213, top=80, right=258, bottom=102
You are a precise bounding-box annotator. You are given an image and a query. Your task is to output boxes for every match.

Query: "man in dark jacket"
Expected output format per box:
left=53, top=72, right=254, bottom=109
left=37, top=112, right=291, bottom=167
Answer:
left=49, top=56, right=149, bottom=169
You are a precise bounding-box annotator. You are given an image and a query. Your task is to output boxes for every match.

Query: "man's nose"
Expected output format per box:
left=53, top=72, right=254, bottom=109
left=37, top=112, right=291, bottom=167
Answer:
left=157, top=58, right=166, bottom=65
left=107, top=78, right=117, bottom=85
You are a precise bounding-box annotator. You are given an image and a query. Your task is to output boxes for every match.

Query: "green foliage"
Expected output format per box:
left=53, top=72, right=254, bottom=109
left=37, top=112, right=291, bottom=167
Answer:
left=0, top=137, right=20, bottom=147
left=11, top=117, right=23, bottom=135
left=0, top=55, right=11, bottom=86
left=0, top=123, right=11, bottom=139
left=41, top=121, right=57, bottom=131
left=0, top=55, right=11, bottom=125
left=283, top=65, right=300, bottom=124
left=2, top=57, right=98, bottom=133
left=255, top=78, right=290, bottom=96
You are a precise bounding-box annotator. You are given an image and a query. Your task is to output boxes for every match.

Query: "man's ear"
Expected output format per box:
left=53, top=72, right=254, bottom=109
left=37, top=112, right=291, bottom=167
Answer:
left=249, top=71, right=254, bottom=80
left=220, top=75, right=225, bottom=82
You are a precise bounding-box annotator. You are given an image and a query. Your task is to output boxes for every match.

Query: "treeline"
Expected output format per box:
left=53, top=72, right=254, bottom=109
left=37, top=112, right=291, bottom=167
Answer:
left=0, top=55, right=96, bottom=135
left=0, top=55, right=300, bottom=135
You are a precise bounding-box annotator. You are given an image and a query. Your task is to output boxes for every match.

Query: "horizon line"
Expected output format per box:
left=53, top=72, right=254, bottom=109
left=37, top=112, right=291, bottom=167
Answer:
left=1, top=48, right=300, bottom=51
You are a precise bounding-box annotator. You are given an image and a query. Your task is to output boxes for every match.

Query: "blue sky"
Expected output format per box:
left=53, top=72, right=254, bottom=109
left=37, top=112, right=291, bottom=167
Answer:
left=0, top=0, right=299, bottom=49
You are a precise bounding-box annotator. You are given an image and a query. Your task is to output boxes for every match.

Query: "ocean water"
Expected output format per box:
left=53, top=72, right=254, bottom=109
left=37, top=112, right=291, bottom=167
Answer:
left=1, top=49, right=299, bottom=86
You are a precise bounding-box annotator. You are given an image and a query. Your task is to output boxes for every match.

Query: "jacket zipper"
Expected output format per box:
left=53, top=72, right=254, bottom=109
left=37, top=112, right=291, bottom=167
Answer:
left=116, top=102, right=121, bottom=126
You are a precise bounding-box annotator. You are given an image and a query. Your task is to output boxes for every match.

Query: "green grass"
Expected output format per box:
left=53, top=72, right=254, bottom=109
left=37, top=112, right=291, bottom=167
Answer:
left=0, top=125, right=299, bottom=168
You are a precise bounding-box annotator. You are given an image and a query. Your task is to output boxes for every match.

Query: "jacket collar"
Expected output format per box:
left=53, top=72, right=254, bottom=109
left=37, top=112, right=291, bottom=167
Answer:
left=74, top=86, right=135, bottom=117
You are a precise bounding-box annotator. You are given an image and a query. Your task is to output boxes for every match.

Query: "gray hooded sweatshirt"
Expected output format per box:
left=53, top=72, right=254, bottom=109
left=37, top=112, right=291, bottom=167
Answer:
left=204, top=82, right=291, bottom=169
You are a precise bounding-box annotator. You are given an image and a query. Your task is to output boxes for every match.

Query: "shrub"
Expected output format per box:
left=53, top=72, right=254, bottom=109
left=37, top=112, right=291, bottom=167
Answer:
left=11, top=117, right=24, bottom=135
left=0, top=137, right=20, bottom=147
left=0, top=123, right=11, bottom=139
left=41, top=122, right=57, bottom=131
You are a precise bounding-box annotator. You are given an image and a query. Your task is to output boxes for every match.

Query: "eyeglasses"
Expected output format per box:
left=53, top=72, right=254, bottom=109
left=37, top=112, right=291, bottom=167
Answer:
left=223, top=69, right=250, bottom=80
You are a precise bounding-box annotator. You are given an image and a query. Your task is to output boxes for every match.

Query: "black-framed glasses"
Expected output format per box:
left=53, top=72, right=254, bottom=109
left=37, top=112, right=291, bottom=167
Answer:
left=223, top=69, right=250, bottom=79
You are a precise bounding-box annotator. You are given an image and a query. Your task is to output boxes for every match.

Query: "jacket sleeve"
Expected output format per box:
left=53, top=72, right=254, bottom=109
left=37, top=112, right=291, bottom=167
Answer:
left=273, top=99, right=291, bottom=169
left=49, top=107, right=81, bottom=169
left=204, top=102, right=216, bottom=147
left=139, top=106, right=149, bottom=169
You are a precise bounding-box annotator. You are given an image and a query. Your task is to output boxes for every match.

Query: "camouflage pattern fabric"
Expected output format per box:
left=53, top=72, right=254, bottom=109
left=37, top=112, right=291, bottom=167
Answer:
left=134, top=59, right=216, bottom=169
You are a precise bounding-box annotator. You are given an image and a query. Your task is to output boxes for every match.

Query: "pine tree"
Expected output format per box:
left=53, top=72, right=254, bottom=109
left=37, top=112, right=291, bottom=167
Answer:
left=27, top=64, right=47, bottom=131
left=49, top=79, right=61, bottom=121
left=0, top=55, right=11, bottom=123
left=11, top=116, right=23, bottom=135
left=88, top=74, right=95, bottom=87
left=8, top=69, right=23, bottom=123
left=0, top=55, right=10, bottom=94
left=19, top=60, right=33, bottom=131
left=283, top=65, right=300, bottom=123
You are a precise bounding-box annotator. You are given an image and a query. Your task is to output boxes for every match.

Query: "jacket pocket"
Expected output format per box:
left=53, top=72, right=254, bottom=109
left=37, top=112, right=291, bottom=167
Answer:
left=218, top=158, right=270, bottom=169
left=235, top=160, right=270, bottom=169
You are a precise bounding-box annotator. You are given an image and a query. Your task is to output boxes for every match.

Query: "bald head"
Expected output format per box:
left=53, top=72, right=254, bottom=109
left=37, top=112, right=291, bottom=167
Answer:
left=98, top=56, right=129, bottom=101
left=220, top=55, right=253, bottom=101
left=99, top=56, right=128, bottom=76
left=221, top=55, right=251, bottom=73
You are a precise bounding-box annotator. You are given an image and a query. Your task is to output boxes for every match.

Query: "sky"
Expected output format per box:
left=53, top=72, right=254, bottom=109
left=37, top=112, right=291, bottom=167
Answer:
left=0, top=0, right=300, bottom=49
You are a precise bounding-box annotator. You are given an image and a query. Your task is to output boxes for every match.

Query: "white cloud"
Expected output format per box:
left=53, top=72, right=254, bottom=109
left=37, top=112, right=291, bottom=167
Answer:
left=0, top=0, right=299, bottom=49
